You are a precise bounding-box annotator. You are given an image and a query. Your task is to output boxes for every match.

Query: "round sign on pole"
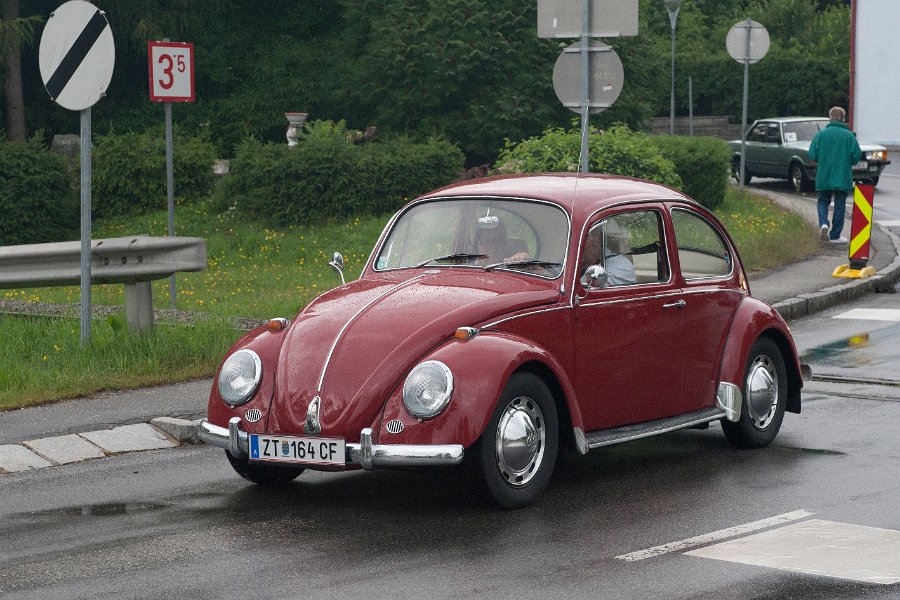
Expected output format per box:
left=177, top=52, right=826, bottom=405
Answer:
left=39, top=0, right=114, bottom=111
left=726, top=19, right=769, bottom=64
left=552, top=41, right=624, bottom=114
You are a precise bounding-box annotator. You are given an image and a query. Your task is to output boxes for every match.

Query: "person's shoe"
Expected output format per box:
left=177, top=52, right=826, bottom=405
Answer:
left=829, top=236, right=848, bottom=244
left=819, top=224, right=829, bottom=241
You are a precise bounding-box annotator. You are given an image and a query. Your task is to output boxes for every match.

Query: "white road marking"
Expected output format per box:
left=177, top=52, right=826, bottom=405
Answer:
left=878, top=220, right=900, bottom=227
left=834, top=308, right=900, bottom=322
left=686, top=519, right=900, bottom=585
left=615, top=510, right=814, bottom=562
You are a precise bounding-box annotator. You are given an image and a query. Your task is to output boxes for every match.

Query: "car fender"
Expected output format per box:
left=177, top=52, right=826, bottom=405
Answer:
left=717, top=297, right=803, bottom=414
left=206, top=324, right=291, bottom=430
left=375, top=331, right=582, bottom=449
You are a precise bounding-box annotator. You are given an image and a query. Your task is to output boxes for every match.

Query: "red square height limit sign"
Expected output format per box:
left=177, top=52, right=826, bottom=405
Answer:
left=148, top=41, right=195, bottom=102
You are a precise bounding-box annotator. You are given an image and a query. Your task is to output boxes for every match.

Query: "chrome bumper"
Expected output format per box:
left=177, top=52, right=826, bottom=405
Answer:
left=198, top=417, right=464, bottom=470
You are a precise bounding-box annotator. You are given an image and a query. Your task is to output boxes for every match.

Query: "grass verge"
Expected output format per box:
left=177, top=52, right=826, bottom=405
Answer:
left=0, top=188, right=816, bottom=410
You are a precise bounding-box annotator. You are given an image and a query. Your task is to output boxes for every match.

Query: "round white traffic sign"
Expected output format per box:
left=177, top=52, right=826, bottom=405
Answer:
left=726, top=19, right=770, bottom=64
left=39, top=0, right=114, bottom=111
left=552, top=41, right=624, bottom=114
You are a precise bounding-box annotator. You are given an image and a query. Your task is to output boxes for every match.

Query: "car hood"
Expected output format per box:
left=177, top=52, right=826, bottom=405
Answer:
left=266, top=271, right=560, bottom=438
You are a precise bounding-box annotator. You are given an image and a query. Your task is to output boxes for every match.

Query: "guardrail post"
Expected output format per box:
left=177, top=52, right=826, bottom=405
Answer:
left=124, top=282, right=154, bottom=333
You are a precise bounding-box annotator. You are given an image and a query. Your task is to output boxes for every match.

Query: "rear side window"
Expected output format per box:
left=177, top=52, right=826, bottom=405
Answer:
left=671, top=209, right=732, bottom=280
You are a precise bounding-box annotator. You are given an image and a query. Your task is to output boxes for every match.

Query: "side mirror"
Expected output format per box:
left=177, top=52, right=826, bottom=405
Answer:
left=581, top=264, right=608, bottom=290
left=329, top=251, right=345, bottom=285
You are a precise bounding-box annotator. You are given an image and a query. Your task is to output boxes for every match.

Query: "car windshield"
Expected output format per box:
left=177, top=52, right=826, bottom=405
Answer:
left=782, top=119, right=826, bottom=143
left=374, top=198, right=569, bottom=278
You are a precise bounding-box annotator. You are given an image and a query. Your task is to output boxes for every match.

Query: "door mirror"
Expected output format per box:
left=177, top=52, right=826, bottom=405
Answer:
left=329, top=251, right=345, bottom=285
left=581, top=264, right=608, bottom=290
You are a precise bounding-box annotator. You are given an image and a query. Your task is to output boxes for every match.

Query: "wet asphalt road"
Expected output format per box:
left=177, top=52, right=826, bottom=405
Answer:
left=1, top=348, right=899, bottom=599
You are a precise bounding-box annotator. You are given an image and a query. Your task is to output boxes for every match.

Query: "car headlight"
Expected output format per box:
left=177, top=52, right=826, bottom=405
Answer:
left=217, top=349, right=262, bottom=407
left=866, top=150, right=887, bottom=161
left=402, top=360, right=453, bottom=419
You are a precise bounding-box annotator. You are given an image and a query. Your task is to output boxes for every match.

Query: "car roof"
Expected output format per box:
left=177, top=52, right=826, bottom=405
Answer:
left=418, top=173, right=691, bottom=223
left=758, top=117, right=827, bottom=123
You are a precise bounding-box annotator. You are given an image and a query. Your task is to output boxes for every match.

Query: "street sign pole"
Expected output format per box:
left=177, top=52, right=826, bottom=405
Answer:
left=580, top=0, right=590, bottom=173
left=166, top=101, right=176, bottom=308
left=80, top=107, right=92, bottom=345
left=740, top=19, right=751, bottom=189
left=40, top=1, right=115, bottom=346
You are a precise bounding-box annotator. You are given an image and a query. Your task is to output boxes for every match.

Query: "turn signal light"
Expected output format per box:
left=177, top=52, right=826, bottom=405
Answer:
left=454, top=327, right=479, bottom=340
left=267, top=317, right=290, bottom=332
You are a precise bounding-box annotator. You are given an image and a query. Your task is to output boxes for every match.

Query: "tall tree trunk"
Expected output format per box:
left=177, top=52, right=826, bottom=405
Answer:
left=2, top=0, right=26, bottom=141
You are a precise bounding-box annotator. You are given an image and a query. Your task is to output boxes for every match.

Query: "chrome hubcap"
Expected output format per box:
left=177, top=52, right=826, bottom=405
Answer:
left=495, top=396, right=545, bottom=487
left=746, top=354, right=778, bottom=429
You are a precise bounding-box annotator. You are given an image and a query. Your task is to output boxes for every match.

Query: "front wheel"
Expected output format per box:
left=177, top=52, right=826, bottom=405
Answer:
left=479, top=372, right=559, bottom=509
left=731, top=160, right=752, bottom=185
left=225, top=451, right=305, bottom=486
left=790, top=162, right=811, bottom=193
left=722, top=337, right=787, bottom=449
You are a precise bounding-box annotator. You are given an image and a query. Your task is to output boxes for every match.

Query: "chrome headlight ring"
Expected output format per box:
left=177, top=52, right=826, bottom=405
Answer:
left=402, top=360, right=454, bottom=419
left=217, top=349, right=262, bottom=407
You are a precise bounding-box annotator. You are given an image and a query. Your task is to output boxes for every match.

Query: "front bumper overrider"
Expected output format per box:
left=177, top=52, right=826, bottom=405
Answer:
left=198, top=417, right=464, bottom=470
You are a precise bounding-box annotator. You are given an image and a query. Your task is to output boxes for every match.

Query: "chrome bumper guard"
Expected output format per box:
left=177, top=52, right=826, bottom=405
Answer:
left=198, top=417, right=464, bottom=470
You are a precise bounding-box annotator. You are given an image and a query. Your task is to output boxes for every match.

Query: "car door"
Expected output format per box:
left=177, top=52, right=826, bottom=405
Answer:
left=669, top=206, right=744, bottom=412
left=573, top=207, right=686, bottom=431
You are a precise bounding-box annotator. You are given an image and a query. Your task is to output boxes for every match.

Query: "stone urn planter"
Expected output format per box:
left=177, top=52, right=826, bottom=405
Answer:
left=284, top=112, right=308, bottom=147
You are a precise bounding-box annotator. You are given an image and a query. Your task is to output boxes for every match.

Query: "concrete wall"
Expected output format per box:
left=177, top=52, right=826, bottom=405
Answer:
left=853, top=0, right=900, bottom=146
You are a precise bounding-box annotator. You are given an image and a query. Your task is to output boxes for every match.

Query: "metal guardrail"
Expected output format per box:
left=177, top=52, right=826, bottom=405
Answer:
left=0, top=236, right=206, bottom=332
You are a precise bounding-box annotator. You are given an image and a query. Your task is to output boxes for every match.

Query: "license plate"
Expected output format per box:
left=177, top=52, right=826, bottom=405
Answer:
left=249, top=433, right=345, bottom=466
left=853, top=160, right=868, bottom=169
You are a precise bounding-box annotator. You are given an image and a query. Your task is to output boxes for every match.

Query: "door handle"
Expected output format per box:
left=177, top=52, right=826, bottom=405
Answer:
left=663, top=299, right=686, bottom=309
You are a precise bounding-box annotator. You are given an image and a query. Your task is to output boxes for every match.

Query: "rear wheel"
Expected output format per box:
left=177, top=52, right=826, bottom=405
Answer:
left=790, top=162, right=811, bottom=193
left=479, top=372, right=558, bottom=509
left=722, top=337, right=787, bottom=449
left=225, top=451, right=305, bottom=486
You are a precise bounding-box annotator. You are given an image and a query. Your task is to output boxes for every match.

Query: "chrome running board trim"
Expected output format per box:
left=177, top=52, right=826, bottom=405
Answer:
left=582, top=407, right=727, bottom=450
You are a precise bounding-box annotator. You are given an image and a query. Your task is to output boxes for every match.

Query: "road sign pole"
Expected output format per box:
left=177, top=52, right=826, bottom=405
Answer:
left=79, top=107, right=92, bottom=345
left=166, top=101, right=176, bottom=308
left=579, top=0, right=590, bottom=173
left=739, top=19, right=751, bottom=190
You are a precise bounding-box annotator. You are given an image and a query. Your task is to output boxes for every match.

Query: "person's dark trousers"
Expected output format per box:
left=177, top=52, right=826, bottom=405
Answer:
left=817, top=189, right=848, bottom=240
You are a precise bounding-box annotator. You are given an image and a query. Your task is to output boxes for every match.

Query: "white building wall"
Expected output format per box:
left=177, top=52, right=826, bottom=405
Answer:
left=854, top=0, right=900, bottom=146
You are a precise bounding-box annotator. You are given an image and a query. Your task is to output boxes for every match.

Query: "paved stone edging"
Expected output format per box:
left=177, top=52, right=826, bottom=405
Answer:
left=0, top=418, right=202, bottom=474
left=772, top=223, right=900, bottom=321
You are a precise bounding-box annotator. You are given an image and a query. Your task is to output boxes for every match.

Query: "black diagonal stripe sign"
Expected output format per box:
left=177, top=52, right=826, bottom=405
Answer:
left=45, top=9, right=109, bottom=100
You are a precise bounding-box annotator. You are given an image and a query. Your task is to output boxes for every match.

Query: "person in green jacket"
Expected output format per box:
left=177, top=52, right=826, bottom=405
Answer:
left=809, top=106, right=862, bottom=244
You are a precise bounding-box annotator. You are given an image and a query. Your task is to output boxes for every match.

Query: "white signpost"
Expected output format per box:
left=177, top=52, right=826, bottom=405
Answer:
left=148, top=40, right=195, bottom=308
left=39, top=0, right=114, bottom=345
left=538, top=0, right=637, bottom=173
left=727, top=19, right=769, bottom=189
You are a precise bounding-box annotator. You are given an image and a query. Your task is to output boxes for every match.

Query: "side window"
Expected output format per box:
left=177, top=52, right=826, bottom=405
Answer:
left=671, top=209, right=732, bottom=280
left=581, top=210, right=667, bottom=288
left=747, top=123, right=768, bottom=142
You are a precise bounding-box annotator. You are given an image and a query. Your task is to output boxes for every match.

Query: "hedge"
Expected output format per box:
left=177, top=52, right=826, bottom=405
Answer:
left=0, top=137, right=78, bottom=246
left=92, top=127, right=217, bottom=218
left=218, top=120, right=465, bottom=226
left=650, top=136, right=730, bottom=210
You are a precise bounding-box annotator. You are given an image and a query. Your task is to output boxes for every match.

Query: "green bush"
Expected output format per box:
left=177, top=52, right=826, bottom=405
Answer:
left=219, top=120, right=464, bottom=226
left=495, top=124, right=682, bottom=189
left=651, top=136, right=730, bottom=210
left=92, top=127, right=217, bottom=218
left=0, top=137, right=78, bottom=245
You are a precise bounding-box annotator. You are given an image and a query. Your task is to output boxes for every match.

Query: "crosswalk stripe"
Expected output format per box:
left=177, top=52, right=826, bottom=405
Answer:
left=615, top=510, right=814, bottom=561
left=834, top=308, right=900, bottom=322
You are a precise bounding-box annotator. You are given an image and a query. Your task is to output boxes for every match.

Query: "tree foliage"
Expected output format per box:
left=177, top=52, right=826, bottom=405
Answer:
left=2, top=0, right=852, bottom=164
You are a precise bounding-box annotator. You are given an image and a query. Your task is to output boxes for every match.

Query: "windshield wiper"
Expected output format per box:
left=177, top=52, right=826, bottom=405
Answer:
left=484, top=260, right=562, bottom=272
left=416, top=253, right=487, bottom=268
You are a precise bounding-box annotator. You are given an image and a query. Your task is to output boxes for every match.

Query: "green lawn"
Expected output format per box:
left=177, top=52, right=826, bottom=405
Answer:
left=0, top=188, right=816, bottom=410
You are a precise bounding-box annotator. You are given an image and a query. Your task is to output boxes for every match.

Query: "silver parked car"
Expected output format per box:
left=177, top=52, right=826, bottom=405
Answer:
left=728, top=117, right=890, bottom=192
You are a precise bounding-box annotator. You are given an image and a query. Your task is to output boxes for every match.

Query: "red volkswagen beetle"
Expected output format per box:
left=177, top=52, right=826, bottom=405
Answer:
left=199, top=174, right=807, bottom=508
